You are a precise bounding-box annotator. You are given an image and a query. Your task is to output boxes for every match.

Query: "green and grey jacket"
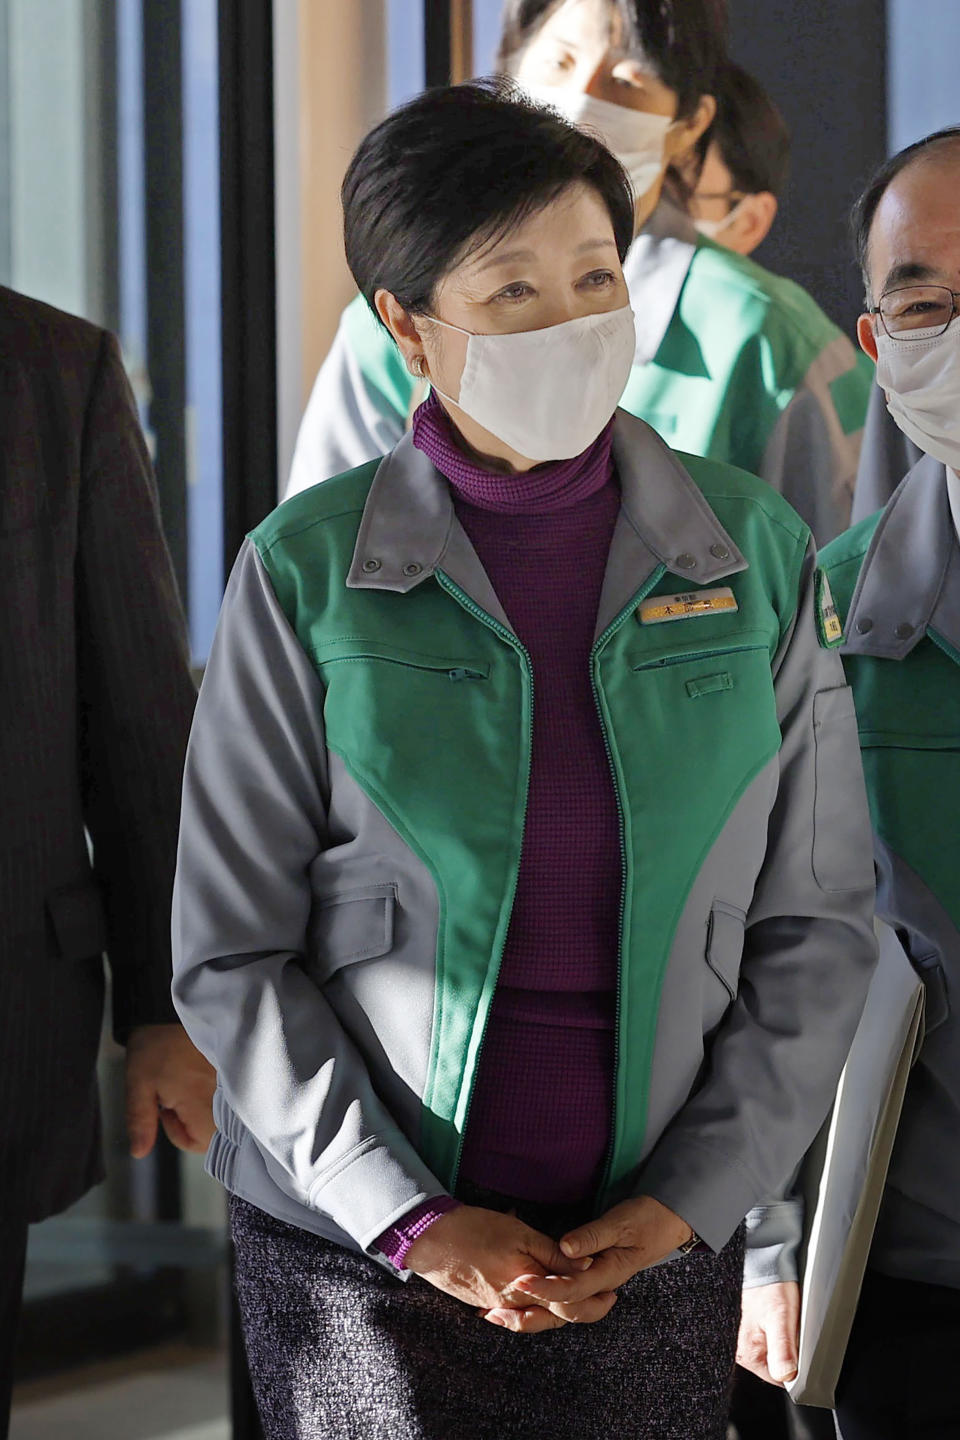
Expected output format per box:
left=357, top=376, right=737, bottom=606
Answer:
left=287, top=203, right=871, bottom=543
left=172, top=411, right=877, bottom=1271
left=821, top=452, right=960, bottom=1288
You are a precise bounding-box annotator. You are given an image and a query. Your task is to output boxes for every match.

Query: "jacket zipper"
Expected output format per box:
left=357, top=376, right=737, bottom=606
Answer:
left=434, top=571, right=535, bottom=1188
left=632, top=642, right=760, bottom=672
left=319, top=654, right=488, bottom=681
left=591, top=564, right=667, bottom=1205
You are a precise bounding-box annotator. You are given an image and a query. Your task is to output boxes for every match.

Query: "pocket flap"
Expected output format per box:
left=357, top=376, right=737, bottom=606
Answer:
left=706, top=901, right=746, bottom=1000
left=307, top=883, right=396, bottom=979
left=45, top=879, right=107, bottom=962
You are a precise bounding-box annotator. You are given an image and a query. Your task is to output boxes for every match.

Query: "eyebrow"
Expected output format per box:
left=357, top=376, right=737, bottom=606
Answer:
left=882, top=259, right=944, bottom=291
left=574, top=238, right=618, bottom=255
left=474, top=238, right=617, bottom=274
left=474, top=248, right=536, bottom=274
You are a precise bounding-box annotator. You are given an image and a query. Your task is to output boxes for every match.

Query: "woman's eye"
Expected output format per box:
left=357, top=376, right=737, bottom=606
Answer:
left=579, top=270, right=617, bottom=289
left=541, top=45, right=575, bottom=75
left=493, top=282, right=535, bottom=303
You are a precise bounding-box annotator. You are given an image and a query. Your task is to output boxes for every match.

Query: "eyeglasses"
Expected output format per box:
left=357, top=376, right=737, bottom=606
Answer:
left=871, top=285, right=960, bottom=339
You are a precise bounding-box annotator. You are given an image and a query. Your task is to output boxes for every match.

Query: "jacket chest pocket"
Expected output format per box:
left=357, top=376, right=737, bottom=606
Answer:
left=628, top=642, right=780, bottom=769
left=305, top=882, right=397, bottom=985
left=315, top=641, right=495, bottom=776
left=313, top=638, right=490, bottom=683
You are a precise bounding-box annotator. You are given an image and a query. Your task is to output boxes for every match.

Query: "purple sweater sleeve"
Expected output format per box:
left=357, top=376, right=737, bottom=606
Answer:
left=375, top=1195, right=462, bottom=1268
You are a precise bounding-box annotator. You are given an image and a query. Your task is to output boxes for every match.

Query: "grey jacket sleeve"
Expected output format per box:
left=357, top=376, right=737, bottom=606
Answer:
left=742, top=1198, right=804, bottom=1288
left=641, top=546, right=878, bottom=1253
left=759, top=339, right=866, bottom=545
left=171, top=541, right=445, bottom=1251
left=285, top=313, right=407, bottom=497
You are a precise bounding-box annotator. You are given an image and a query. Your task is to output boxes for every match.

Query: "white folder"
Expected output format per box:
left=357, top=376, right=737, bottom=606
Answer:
left=786, top=920, right=925, bottom=1410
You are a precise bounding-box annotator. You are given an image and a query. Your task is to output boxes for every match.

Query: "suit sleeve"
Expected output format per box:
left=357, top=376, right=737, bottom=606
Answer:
left=640, top=544, right=878, bottom=1252
left=75, top=330, right=196, bottom=1040
left=172, top=542, right=445, bottom=1253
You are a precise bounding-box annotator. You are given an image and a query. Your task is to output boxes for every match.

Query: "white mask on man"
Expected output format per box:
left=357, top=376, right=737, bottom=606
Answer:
left=427, top=304, right=636, bottom=462
left=522, top=83, right=672, bottom=201
left=693, top=197, right=747, bottom=241
left=875, top=315, right=960, bottom=472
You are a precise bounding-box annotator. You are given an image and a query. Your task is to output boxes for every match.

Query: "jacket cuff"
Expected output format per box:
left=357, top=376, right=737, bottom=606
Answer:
left=307, top=1135, right=449, bottom=1258
left=375, top=1196, right=461, bottom=1268
left=112, top=980, right=180, bottom=1045
left=742, top=1200, right=804, bottom=1288
left=640, top=1135, right=763, bottom=1254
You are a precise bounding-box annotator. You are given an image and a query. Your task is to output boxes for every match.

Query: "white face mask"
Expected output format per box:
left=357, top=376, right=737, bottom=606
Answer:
left=427, top=304, right=636, bottom=462
left=693, top=197, right=747, bottom=241
left=875, top=315, right=960, bottom=471
left=522, top=83, right=672, bottom=201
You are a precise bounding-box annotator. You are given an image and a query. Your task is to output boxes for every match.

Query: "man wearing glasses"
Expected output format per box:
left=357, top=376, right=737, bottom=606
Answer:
left=741, top=127, right=960, bottom=1439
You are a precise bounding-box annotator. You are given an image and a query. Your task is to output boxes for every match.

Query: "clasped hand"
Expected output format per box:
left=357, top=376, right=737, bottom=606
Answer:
left=404, top=1196, right=692, bottom=1334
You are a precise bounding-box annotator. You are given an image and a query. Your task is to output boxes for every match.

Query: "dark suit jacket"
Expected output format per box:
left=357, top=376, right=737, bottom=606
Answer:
left=0, top=286, right=196, bottom=1222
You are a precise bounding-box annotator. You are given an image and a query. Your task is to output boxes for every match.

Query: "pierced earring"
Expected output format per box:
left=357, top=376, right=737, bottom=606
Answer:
left=411, top=354, right=427, bottom=379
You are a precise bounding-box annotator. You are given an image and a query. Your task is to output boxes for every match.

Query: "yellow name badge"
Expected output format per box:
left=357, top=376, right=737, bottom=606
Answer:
left=639, top=587, right=739, bottom=625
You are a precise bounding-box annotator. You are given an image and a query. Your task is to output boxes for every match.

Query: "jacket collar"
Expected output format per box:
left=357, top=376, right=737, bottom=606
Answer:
left=625, top=197, right=700, bottom=365
left=843, top=451, right=960, bottom=661
left=347, top=411, right=746, bottom=637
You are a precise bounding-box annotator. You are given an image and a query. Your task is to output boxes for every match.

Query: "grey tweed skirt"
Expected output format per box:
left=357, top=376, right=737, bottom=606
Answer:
left=231, top=1191, right=745, bottom=1440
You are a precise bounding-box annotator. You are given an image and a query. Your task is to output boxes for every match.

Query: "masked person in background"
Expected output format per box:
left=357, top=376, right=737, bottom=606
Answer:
left=850, top=129, right=960, bottom=527
left=688, top=61, right=790, bottom=257
left=288, top=0, right=870, bottom=544
left=173, top=84, right=877, bottom=1440
left=739, top=126, right=960, bottom=1440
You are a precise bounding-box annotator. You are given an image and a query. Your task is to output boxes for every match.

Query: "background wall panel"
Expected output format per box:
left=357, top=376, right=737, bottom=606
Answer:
left=728, top=0, right=887, bottom=336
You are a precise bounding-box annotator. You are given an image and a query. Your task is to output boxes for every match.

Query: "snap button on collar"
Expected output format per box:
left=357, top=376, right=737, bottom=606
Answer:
left=894, top=621, right=915, bottom=640
left=402, top=561, right=423, bottom=577
left=361, top=558, right=382, bottom=574
left=855, top=617, right=874, bottom=635
left=709, top=543, right=730, bottom=561
left=675, top=552, right=697, bottom=570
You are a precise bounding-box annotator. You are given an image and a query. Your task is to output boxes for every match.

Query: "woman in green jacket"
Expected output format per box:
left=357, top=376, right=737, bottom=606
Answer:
left=288, top=0, right=870, bottom=541
left=174, top=84, right=877, bottom=1440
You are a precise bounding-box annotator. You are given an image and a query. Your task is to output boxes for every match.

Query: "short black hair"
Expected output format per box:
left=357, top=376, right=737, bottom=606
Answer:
left=710, top=62, right=790, bottom=198
left=852, top=126, right=960, bottom=302
left=342, top=79, right=635, bottom=321
left=498, top=0, right=728, bottom=120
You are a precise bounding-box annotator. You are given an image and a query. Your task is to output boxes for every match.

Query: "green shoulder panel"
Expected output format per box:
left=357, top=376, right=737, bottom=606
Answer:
left=342, top=294, right=418, bottom=422
left=676, top=449, right=810, bottom=640
left=249, top=460, right=380, bottom=627
left=622, top=242, right=865, bottom=476
left=683, top=242, right=844, bottom=379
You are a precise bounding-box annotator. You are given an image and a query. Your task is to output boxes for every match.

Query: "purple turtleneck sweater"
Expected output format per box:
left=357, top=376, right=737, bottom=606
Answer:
left=375, top=396, right=622, bottom=1267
